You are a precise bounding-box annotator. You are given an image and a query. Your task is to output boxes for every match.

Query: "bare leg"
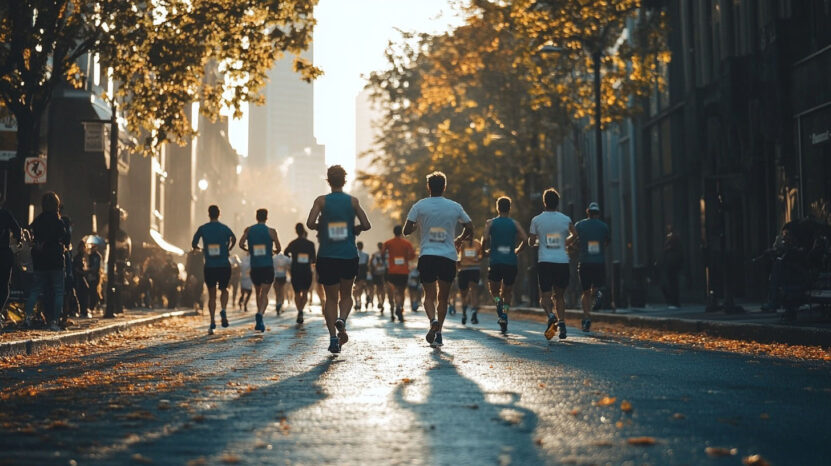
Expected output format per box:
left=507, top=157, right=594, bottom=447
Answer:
left=423, top=281, right=437, bottom=322
left=581, top=289, right=594, bottom=319
left=338, top=278, right=354, bottom=321
left=219, top=288, right=229, bottom=310
left=540, top=291, right=554, bottom=318
left=255, top=284, right=269, bottom=315
left=295, top=289, right=308, bottom=312
left=488, top=280, right=501, bottom=305
left=502, top=285, right=513, bottom=307
left=553, top=288, right=566, bottom=321
left=207, top=287, right=217, bottom=323
left=436, top=280, right=452, bottom=331
left=322, top=284, right=340, bottom=337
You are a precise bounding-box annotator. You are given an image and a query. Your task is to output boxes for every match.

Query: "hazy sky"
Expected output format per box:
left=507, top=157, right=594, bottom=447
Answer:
left=228, top=0, right=462, bottom=175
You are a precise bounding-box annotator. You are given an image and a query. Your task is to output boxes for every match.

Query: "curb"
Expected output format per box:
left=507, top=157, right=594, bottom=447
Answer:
left=0, top=310, right=198, bottom=358
left=488, top=306, right=831, bottom=347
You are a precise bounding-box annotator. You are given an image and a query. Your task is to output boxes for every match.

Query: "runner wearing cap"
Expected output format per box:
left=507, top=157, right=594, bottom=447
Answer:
left=574, top=202, right=610, bottom=332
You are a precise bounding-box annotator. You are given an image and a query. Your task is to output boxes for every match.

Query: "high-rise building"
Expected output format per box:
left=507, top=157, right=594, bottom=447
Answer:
left=355, top=88, right=382, bottom=174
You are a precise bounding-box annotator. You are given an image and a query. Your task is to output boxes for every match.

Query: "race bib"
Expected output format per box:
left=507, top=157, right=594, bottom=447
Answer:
left=587, top=241, right=601, bottom=254
left=207, top=244, right=220, bottom=257
left=464, top=248, right=476, bottom=258
left=328, top=222, right=348, bottom=241
left=497, top=246, right=511, bottom=255
left=253, top=244, right=267, bottom=256
left=429, top=227, right=447, bottom=242
left=545, top=233, right=562, bottom=249
left=297, top=253, right=310, bottom=264
left=394, top=257, right=405, bottom=266
left=276, top=266, right=287, bottom=274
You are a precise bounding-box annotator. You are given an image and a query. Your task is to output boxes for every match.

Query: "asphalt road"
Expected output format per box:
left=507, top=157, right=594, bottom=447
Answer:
left=1, top=304, right=830, bottom=465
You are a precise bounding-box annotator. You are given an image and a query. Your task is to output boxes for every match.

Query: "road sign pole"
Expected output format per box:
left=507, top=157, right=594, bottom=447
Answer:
left=104, top=101, right=121, bottom=318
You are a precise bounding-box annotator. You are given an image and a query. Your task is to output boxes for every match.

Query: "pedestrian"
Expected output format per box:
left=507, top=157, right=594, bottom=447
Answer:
left=229, top=254, right=241, bottom=307
left=239, top=208, right=281, bottom=332
left=86, top=243, right=103, bottom=311
left=191, top=205, right=237, bottom=335
left=403, top=171, right=474, bottom=347
left=284, top=223, right=316, bottom=324
left=272, top=251, right=291, bottom=315
left=24, top=192, right=71, bottom=331
left=528, top=188, right=576, bottom=340
left=662, top=224, right=683, bottom=309
left=574, top=202, right=610, bottom=332
left=0, top=198, right=23, bottom=317
left=238, top=254, right=253, bottom=311
left=482, top=196, right=528, bottom=334
left=306, top=165, right=372, bottom=354
left=382, top=225, right=417, bottom=323
left=352, top=241, right=370, bottom=311
left=59, top=208, right=79, bottom=320
left=72, top=241, right=91, bottom=318
left=456, top=235, right=483, bottom=325
left=370, top=241, right=387, bottom=313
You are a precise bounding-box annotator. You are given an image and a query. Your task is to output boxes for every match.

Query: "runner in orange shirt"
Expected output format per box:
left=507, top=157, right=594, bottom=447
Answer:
left=382, top=225, right=417, bottom=323
left=456, top=236, right=483, bottom=325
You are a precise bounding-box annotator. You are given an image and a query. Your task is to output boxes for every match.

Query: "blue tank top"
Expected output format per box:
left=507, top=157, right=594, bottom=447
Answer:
left=489, top=216, right=518, bottom=265
left=247, top=223, right=273, bottom=268
left=318, top=192, right=357, bottom=259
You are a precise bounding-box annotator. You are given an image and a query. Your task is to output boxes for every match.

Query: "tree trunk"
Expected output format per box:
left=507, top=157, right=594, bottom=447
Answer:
left=5, top=111, right=40, bottom=223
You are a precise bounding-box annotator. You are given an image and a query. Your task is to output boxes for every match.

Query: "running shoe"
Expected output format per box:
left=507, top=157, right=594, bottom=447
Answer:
left=328, top=336, right=340, bottom=354
left=471, top=310, right=479, bottom=325
left=254, top=313, right=265, bottom=332
left=276, top=303, right=283, bottom=315
left=544, top=315, right=558, bottom=340
left=433, top=333, right=443, bottom=347
left=220, top=310, right=229, bottom=328
left=395, top=306, right=404, bottom=322
left=335, top=318, right=348, bottom=346
left=448, top=304, right=456, bottom=315
left=296, top=311, right=304, bottom=324
left=390, top=312, right=395, bottom=322
left=208, top=321, right=216, bottom=335
left=461, top=306, right=467, bottom=325
left=426, top=319, right=439, bottom=344
left=558, top=322, right=567, bottom=340
left=581, top=319, right=591, bottom=332
left=411, top=302, right=418, bottom=312
left=498, top=313, right=508, bottom=334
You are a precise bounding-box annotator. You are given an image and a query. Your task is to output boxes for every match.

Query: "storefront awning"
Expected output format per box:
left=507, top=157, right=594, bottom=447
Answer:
left=149, top=229, right=184, bottom=256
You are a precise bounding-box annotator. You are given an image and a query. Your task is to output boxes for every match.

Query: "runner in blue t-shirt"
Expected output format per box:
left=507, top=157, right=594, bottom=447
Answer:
left=574, top=202, right=610, bottom=332
left=239, top=208, right=281, bottom=332
left=191, top=205, right=236, bottom=335
left=482, top=196, right=528, bottom=334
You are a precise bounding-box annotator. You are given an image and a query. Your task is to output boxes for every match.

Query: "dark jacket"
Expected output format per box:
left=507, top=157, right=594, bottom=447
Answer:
left=29, top=212, right=70, bottom=271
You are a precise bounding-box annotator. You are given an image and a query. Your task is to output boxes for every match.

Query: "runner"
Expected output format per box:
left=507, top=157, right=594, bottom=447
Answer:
left=456, top=236, right=483, bottom=325
left=574, top=202, right=610, bottom=332
left=353, top=241, right=370, bottom=311
left=306, top=165, right=371, bottom=354
left=272, top=252, right=292, bottom=315
left=382, top=225, right=417, bottom=322
left=482, top=196, right=528, bottom=334
left=528, top=188, right=576, bottom=340
left=407, top=267, right=422, bottom=312
left=403, top=171, right=474, bottom=347
left=238, top=254, right=252, bottom=311
left=284, top=223, right=316, bottom=324
left=239, top=209, right=280, bottom=332
left=370, top=242, right=387, bottom=313
left=191, top=205, right=236, bottom=335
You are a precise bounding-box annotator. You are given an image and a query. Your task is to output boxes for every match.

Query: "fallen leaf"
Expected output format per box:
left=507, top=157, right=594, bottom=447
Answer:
left=220, top=454, right=240, bottom=464
left=620, top=401, right=633, bottom=412
left=186, top=458, right=207, bottom=466
left=595, top=397, right=616, bottom=407
left=672, top=413, right=685, bottom=420
left=615, top=421, right=624, bottom=428
left=742, top=454, right=771, bottom=466
left=569, top=409, right=581, bottom=416
left=401, top=378, right=413, bottom=384
left=759, top=413, right=770, bottom=420
left=706, top=447, right=737, bottom=457
left=627, top=437, right=656, bottom=446
left=534, top=438, right=543, bottom=446
left=131, top=453, right=153, bottom=464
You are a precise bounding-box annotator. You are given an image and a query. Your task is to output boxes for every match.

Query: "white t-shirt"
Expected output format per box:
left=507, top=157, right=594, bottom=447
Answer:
left=240, top=255, right=252, bottom=288
left=272, top=254, right=291, bottom=277
left=529, top=211, right=572, bottom=264
left=358, top=251, right=370, bottom=265
left=406, top=196, right=472, bottom=261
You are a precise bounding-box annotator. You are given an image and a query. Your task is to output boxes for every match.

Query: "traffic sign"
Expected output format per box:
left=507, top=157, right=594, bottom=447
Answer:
left=24, top=157, right=47, bottom=184
left=83, top=122, right=106, bottom=152
left=0, top=116, right=17, bottom=161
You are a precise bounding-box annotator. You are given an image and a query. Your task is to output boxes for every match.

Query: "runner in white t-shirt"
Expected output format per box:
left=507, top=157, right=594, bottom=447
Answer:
left=238, top=255, right=253, bottom=311
left=528, top=187, right=577, bottom=340
left=272, top=253, right=292, bottom=315
left=403, top=171, right=474, bottom=347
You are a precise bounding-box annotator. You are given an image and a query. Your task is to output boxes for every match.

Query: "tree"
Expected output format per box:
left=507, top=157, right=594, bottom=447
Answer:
left=0, top=0, right=320, bottom=217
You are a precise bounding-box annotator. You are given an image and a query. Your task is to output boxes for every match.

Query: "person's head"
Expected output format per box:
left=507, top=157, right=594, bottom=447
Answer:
left=377, top=242, right=383, bottom=250
left=295, top=222, right=306, bottom=238
left=587, top=202, right=600, bottom=218
left=542, top=188, right=560, bottom=211
left=327, top=165, right=347, bottom=190
left=256, top=208, right=268, bottom=222
left=393, top=225, right=403, bottom=237
left=426, top=171, right=447, bottom=196
left=496, top=196, right=511, bottom=214
left=357, top=241, right=364, bottom=251
left=208, top=205, right=220, bottom=220
left=41, top=192, right=60, bottom=214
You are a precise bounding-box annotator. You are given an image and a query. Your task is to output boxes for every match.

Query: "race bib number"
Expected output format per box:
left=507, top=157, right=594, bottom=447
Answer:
left=394, top=257, right=405, bottom=266
left=587, top=241, right=601, bottom=254
left=497, top=246, right=511, bottom=255
left=276, top=266, right=287, bottom=274
left=297, top=253, right=310, bottom=264
left=429, top=227, right=447, bottom=242
left=545, top=233, right=562, bottom=249
left=328, top=222, right=348, bottom=241
left=464, top=248, right=476, bottom=258
left=207, top=244, right=221, bottom=257
left=253, top=244, right=267, bottom=256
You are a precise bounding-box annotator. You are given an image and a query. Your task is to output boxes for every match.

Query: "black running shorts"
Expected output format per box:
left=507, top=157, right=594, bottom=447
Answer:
left=204, top=266, right=231, bottom=290
left=251, top=266, right=275, bottom=286
left=537, top=262, right=570, bottom=292
left=357, top=265, right=369, bottom=282
left=317, top=256, right=359, bottom=286
left=291, top=267, right=313, bottom=292
left=578, top=262, right=605, bottom=291
left=488, top=263, right=518, bottom=286
left=274, top=276, right=287, bottom=286
left=418, top=255, right=457, bottom=284
left=457, top=269, right=480, bottom=291
left=387, top=273, right=408, bottom=288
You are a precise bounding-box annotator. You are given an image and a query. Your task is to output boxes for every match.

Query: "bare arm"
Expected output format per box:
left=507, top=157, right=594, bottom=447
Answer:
left=239, top=227, right=250, bottom=251
left=481, top=219, right=492, bottom=254
left=270, top=228, right=281, bottom=254
left=191, top=227, right=202, bottom=250
left=228, top=231, right=237, bottom=252
left=306, top=196, right=324, bottom=231
left=352, top=197, right=372, bottom=234
left=514, top=220, right=529, bottom=254
left=403, top=220, right=417, bottom=236
left=455, top=222, right=474, bottom=249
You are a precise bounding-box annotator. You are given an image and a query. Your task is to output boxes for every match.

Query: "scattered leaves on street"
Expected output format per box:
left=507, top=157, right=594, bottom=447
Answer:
left=131, top=453, right=153, bottom=463
left=627, top=437, right=657, bottom=446
left=595, top=396, right=616, bottom=407
left=742, top=454, right=771, bottom=466
left=706, top=447, right=738, bottom=457
left=620, top=400, right=633, bottom=412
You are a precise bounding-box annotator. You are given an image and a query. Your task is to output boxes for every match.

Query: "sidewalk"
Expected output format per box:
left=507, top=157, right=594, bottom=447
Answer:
left=494, top=302, right=831, bottom=347
left=0, top=308, right=198, bottom=357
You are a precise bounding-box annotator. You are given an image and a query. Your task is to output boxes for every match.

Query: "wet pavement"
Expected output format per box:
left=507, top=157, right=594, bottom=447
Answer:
left=1, top=304, right=830, bottom=465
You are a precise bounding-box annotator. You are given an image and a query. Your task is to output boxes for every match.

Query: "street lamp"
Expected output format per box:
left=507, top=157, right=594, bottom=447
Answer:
left=198, top=178, right=209, bottom=191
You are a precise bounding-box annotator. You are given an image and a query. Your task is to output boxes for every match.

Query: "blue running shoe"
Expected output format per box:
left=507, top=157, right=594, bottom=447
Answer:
left=498, top=313, right=508, bottom=334
left=426, top=319, right=439, bottom=344
left=395, top=306, right=404, bottom=322
left=544, top=315, right=558, bottom=340
left=208, top=321, right=216, bottom=335
left=581, top=319, right=591, bottom=332
left=471, top=310, right=479, bottom=325
left=448, top=304, right=456, bottom=315
left=276, top=303, right=283, bottom=315
left=296, top=311, right=304, bottom=325
left=328, top=337, right=340, bottom=354
left=558, top=322, right=567, bottom=340
left=461, top=306, right=467, bottom=325
left=255, top=313, right=265, bottom=332
left=335, top=318, right=348, bottom=346
left=220, top=310, right=229, bottom=328
left=433, top=332, right=443, bottom=347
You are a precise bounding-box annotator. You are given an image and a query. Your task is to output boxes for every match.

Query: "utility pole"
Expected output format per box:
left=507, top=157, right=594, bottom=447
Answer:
left=104, top=101, right=120, bottom=318
left=592, top=50, right=604, bottom=212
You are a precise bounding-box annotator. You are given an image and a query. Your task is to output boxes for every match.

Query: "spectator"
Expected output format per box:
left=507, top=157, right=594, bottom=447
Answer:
left=0, top=197, right=23, bottom=317
left=60, top=210, right=79, bottom=319
left=662, top=224, right=683, bottom=309
left=73, top=241, right=91, bottom=318
left=25, top=192, right=70, bottom=330
left=87, top=243, right=103, bottom=311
